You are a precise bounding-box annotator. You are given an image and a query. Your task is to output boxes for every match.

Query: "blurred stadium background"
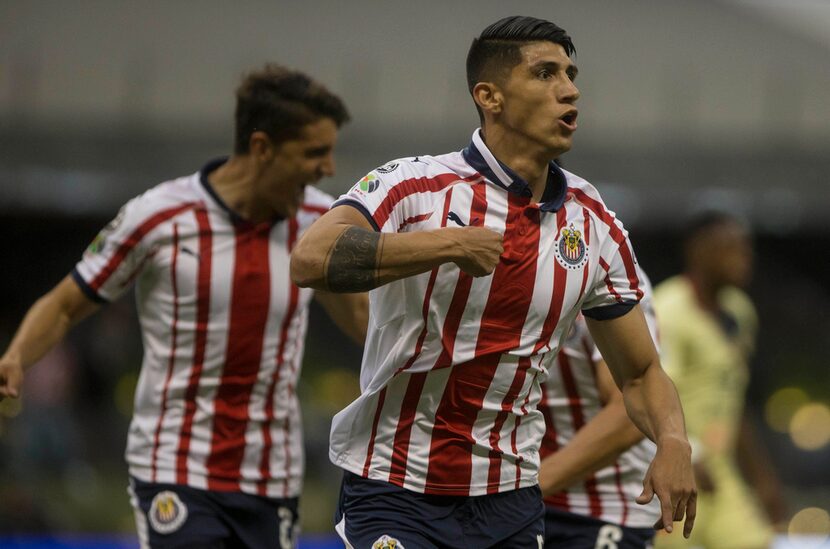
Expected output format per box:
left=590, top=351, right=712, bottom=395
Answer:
left=1, top=0, right=828, bottom=547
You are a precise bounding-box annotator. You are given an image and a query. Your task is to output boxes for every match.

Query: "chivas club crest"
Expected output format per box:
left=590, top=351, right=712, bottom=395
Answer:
left=373, top=535, right=405, bottom=549
left=555, top=223, right=588, bottom=269
left=148, top=490, right=188, bottom=534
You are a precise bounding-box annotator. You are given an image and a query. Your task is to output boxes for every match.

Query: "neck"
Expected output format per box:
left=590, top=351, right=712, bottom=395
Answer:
left=208, top=156, right=276, bottom=223
left=481, top=125, right=554, bottom=202
left=687, top=271, right=721, bottom=311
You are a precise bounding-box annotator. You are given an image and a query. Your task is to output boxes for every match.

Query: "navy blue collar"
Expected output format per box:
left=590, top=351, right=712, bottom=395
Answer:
left=199, top=157, right=285, bottom=225
left=461, top=129, right=568, bottom=212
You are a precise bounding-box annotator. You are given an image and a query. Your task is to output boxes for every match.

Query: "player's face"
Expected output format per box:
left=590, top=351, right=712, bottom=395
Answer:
left=701, top=223, right=753, bottom=288
left=498, top=41, right=580, bottom=157
left=263, top=117, right=338, bottom=217
left=715, top=223, right=753, bottom=287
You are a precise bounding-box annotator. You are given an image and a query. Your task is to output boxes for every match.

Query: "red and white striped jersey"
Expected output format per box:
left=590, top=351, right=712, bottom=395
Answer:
left=329, top=130, right=643, bottom=496
left=539, top=271, right=660, bottom=528
left=72, top=158, right=331, bottom=498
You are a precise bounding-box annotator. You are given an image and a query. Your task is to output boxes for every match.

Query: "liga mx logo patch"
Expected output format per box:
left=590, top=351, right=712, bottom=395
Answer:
left=358, top=173, right=381, bottom=193
left=555, top=223, right=588, bottom=270
left=372, top=534, right=405, bottom=549
left=148, top=490, right=188, bottom=534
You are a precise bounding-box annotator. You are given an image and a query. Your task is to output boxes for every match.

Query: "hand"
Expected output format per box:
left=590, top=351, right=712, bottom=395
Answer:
left=636, top=435, right=697, bottom=538
left=440, top=227, right=503, bottom=276
left=0, top=356, right=24, bottom=402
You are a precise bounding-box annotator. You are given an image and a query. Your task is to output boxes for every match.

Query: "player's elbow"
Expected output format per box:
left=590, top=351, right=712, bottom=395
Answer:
left=289, top=240, right=326, bottom=289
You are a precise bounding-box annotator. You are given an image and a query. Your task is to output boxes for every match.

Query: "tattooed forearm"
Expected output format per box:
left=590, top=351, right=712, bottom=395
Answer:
left=325, top=226, right=381, bottom=292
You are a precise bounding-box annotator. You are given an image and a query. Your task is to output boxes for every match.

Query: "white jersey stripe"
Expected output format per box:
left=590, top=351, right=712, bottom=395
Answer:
left=151, top=222, right=181, bottom=481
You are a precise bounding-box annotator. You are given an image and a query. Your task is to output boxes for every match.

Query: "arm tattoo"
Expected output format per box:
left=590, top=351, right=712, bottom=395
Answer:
left=325, top=226, right=381, bottom=292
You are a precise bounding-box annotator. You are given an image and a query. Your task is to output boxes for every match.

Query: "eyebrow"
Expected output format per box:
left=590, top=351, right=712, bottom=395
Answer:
left=530, top=60, right=579, bottom=79
left=306, top=145, right=332, bottom=156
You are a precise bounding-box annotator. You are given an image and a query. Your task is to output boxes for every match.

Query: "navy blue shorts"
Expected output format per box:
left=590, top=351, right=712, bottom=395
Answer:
left=543, top=506, right=654, bottom=549
left=335, top=471, right=545, bottom=548
left=129, top=477, right=299, bottom=549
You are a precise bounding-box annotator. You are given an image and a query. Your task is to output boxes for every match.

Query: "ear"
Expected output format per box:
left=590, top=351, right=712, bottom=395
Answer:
left=472, top=81, right=503, bottom=116
left=248, top=130, right=276, bottom=162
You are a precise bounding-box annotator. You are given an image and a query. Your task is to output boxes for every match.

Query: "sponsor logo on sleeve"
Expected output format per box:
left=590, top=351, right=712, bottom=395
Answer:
left=148, top=490, right=188, bottom=534
left=87, top=207, right=127, bottom=254
left=351, top=173, right=381, bottom=196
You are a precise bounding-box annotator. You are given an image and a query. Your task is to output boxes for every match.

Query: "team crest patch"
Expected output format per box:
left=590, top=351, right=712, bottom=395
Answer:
left=554, top=223, right=588, bottom=269
left=376, top=162, right=399, bottom=173
left=372, top=535, right=404, bottom=549
left=148, top=490, right=188, bottom=534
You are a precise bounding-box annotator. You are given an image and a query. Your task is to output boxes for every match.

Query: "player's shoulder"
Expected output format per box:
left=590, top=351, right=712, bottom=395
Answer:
left=719, top=286, right=757, bottom=323
left=653, top=276, right=694, bottom=310
left=119, top=172, right=202, bottom=224
left=561, top=168, right=602, bottom=201
left=560, top=168, right=620, bottom=225
left=368, top=153, right=471, bottom=185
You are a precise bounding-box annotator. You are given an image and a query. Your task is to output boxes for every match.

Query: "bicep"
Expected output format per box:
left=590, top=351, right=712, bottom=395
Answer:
left=585, top=305, right=659, bottom=387
left=301, top=204, right=375, bottom=241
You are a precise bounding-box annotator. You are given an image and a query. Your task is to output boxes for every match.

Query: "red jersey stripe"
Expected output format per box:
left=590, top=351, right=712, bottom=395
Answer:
left=361, top=387, right=388, bottom=477
left=372, top=173, right=477, bottom=229
left=599, top=258, right=624, bottom=303
left=425, top=193, right=540, bottom=494
left=397, top=212, right=434, bottom=233
left=176, top=207, right=214, bottom=484
left=534, top=208, right=570, bottom=352
left=558, top=350, right=603, bottom=517
left=206, top=222, right=272, bottom=490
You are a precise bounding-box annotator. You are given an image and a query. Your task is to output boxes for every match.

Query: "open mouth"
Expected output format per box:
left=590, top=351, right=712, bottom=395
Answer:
left=559, top=111, right=578, bottom=131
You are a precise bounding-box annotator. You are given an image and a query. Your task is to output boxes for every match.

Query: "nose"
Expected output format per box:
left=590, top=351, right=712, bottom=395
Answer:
left=560, top=78, right=580, bottom=103
left=320, top=153, right=336, bottom=178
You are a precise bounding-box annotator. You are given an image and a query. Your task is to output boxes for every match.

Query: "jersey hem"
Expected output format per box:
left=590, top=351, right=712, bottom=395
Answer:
left=128, top=465, right=302, bottom=498
left=582, top=300, right=637, bottom=320
left=332, top=199, right=380, bottom=231
left=331, top=450, right=539, bottom=496
left=71, top=267, right=108, bottom=304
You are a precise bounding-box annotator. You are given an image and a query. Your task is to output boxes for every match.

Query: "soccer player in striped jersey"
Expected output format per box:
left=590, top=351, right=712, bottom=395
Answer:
left=539, top=269, right=661, bottom=548
left=0, top=65, right=367, bottom=549
left=292, top=16, right=696, bottom=548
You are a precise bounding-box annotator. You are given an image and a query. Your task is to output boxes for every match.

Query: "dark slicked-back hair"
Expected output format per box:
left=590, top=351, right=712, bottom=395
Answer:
left=467, top=16, right=575, bottom=121
left=234, top=64, right=350, bottom=154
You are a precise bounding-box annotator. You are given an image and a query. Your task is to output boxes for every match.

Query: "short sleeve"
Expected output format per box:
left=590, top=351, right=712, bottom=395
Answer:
left=333, top=167, right=407, bottom=233
left=581, top=215, right=643, bottom=320
left=332, top=159, right=452, bottom=235
left=72, top=195, right=158, bottom=303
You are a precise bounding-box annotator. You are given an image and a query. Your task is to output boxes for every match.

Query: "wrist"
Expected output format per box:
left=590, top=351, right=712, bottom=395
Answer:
left=656, top=433, right=692, bottom=454
left=430, top=228, right=466, bottom=263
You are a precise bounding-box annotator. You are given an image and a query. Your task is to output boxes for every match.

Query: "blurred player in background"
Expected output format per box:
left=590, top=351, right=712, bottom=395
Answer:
left=654, top=212, right=786, bottom=549
left=0, top=64, right=367, bottom=549
left=539, top=269, right=660, bottom=548
left=291, top=15, right=695, bottom=548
